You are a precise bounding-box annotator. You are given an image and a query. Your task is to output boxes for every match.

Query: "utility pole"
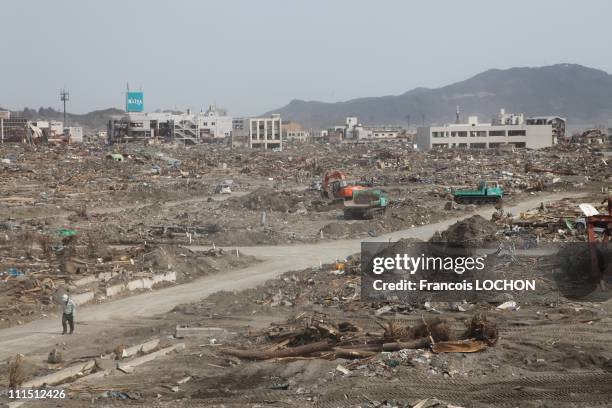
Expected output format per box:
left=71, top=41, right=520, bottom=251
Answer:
left=60, top=89, right=69, bottom=128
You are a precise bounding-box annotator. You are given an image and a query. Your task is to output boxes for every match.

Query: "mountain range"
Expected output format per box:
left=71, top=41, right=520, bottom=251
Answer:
left=265, top=64, right=612, bottom=129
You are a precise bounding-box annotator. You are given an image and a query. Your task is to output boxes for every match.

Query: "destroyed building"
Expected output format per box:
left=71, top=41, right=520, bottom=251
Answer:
left=328, top=116, right=403, bottom=142
left=107, top=106, right=232, bottom=145
left=0, top=113, right=82, bottom=144
left=281, top=120, right=310, bottom=143
left=525, top=115, right=566, bottom=140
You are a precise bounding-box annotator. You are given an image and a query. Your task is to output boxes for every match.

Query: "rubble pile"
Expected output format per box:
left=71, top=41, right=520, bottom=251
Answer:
left=2, top=141, right=608, bottom=250
left=0, top=140, right=609, bottom=331
left=496, top=195, right=610, bottom=243
left=0, top=227, right=250, bottom=328
left=431, top=215, right=499, bottom=246
left=225, top=188, right=307, bottom=213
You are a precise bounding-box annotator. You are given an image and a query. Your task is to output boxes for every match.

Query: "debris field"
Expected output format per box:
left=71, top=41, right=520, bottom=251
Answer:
left=0, top=139, right=610, bottom=407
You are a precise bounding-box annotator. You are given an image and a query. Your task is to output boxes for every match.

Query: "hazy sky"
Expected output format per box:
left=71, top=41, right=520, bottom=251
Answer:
left=1, top=0, right=611, bottom=115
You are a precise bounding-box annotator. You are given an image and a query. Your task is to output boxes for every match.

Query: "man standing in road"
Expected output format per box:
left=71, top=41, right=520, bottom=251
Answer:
left=61, top=294, right=75, bottom=334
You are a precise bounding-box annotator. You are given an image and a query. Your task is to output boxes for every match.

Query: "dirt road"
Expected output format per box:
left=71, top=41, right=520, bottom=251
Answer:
left=0, top=192, right=585, bottom=361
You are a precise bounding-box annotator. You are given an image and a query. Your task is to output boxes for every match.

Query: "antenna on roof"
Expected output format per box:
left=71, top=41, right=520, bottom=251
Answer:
left=455, top=105, right=460, bottom=124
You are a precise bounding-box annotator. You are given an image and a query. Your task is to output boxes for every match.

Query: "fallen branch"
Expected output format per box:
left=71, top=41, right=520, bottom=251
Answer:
left=382, top=338, right=432, bottom=351
left=333, top=347, right=377, bottom=359
left=432, top=340, right=487, bottom=353
left=221, top=340, right=334, bottom=360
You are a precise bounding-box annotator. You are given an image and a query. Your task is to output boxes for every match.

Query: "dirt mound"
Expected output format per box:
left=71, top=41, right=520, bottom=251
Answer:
left=320, top=221, right=372, bottom=239
left=140, top=245, right=257, bottom=281
left=431, top=215, right=499, bottom=246
left=142, top=245, right=215, bottom=278
left=228, top=188, right=302, bottom=212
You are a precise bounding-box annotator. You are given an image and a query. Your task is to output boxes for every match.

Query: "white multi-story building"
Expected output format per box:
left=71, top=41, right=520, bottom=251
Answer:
left=108, top=107, right=233, bottom=144
left=232, top=114, right=282, bottom=150
left=492, top=108, right=524, bottom=125
left=416, top=110, right=558, bottom=151
left=365, top=126, right=401, bottom=140
left=196, top=105, right=232, bottom=139
left=343, top=116, right=400, bottom=141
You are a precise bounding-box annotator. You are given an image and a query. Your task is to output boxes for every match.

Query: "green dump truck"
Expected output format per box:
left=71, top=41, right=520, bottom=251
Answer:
left=343, top=189, right=387, bottom=219
left=452, top=181, right=503, bottom=204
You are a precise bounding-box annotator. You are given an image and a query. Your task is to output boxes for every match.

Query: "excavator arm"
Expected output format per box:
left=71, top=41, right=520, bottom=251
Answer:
left=322, top=171, right=346, bottom=199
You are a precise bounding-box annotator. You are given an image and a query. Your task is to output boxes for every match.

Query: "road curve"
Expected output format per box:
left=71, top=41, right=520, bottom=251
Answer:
left=0, top=192, right=585, bottom=361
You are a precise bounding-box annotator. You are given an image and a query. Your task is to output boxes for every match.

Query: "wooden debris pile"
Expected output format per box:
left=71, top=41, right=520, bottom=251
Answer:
left=222, top=313, right=498, bottom=361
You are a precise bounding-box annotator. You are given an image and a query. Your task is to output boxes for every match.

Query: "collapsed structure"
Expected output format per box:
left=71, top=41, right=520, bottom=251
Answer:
left=323, top=116, right=403, bottom=142
left=108, top=107, right=285, bottom=151
left=107, top=105, right=232, bottom=145
left=0, top=110, right=84, bottom=144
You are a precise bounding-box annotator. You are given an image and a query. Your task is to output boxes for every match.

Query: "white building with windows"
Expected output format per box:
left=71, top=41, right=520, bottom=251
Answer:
left=416, top=110, right=557, bottom=150
left=284, top=130, right=310, bottom=143
left=232, top=114, right=282, bottom=150
left=365, top=126, right=401, bottom=140
left=343, top=116, right=401, bottom=141
left=107, top=106, right=233, bottom=144
left=196, top=105, right=232, bottom=139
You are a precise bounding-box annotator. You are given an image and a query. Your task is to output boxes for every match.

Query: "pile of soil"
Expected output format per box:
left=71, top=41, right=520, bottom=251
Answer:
left=141, top=245, right=257, bottom=281
left=430, top=215, right=499, bottom=246
left=227, top=188, right=302, bottom=213
left=320, top=222, right=372, bottom=238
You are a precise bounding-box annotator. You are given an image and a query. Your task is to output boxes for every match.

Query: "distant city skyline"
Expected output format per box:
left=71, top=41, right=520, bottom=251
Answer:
left=1, top=0, right=611, bottom=115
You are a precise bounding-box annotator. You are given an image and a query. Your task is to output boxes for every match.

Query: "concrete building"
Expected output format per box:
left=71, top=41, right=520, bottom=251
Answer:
left=492, top=109, right=524, bottom=125
left=33, top=120, right=64, bottom=139
left=196, top=105, right=232, bottom=139
left=284, top=130, right=310, bottom=143
left=365, top=125, right=401, bottom=140
left=526, top=116, right=566, bottom=140
left=0, top=117, right=81, bottom=144
left=64, top=127, right=83, bottom=143
left=108, top=107, right=232, bottom=144
left=232, top=114, right=282, bottom=150
left=1, top=116, right=28, bottom=142
left=281, top=121, right=302, bottom=135
left=325, top=129, right=344, bottom=144
left=341, top=116, right=401, bottom=141
left=416, top=110, right=557, bottom=151
left=281, top=120, right=309, bottom=142
left=108, top=112, right=164, bottom=143
left=345, top=123, right=369, bottom=140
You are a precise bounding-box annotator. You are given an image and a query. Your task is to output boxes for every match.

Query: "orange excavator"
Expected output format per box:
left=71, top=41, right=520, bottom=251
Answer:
left=322, top=171, right=367, bottom=201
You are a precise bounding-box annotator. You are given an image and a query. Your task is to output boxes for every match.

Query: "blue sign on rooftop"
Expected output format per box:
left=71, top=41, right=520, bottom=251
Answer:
left=126, top=91, right=144, bottom=112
